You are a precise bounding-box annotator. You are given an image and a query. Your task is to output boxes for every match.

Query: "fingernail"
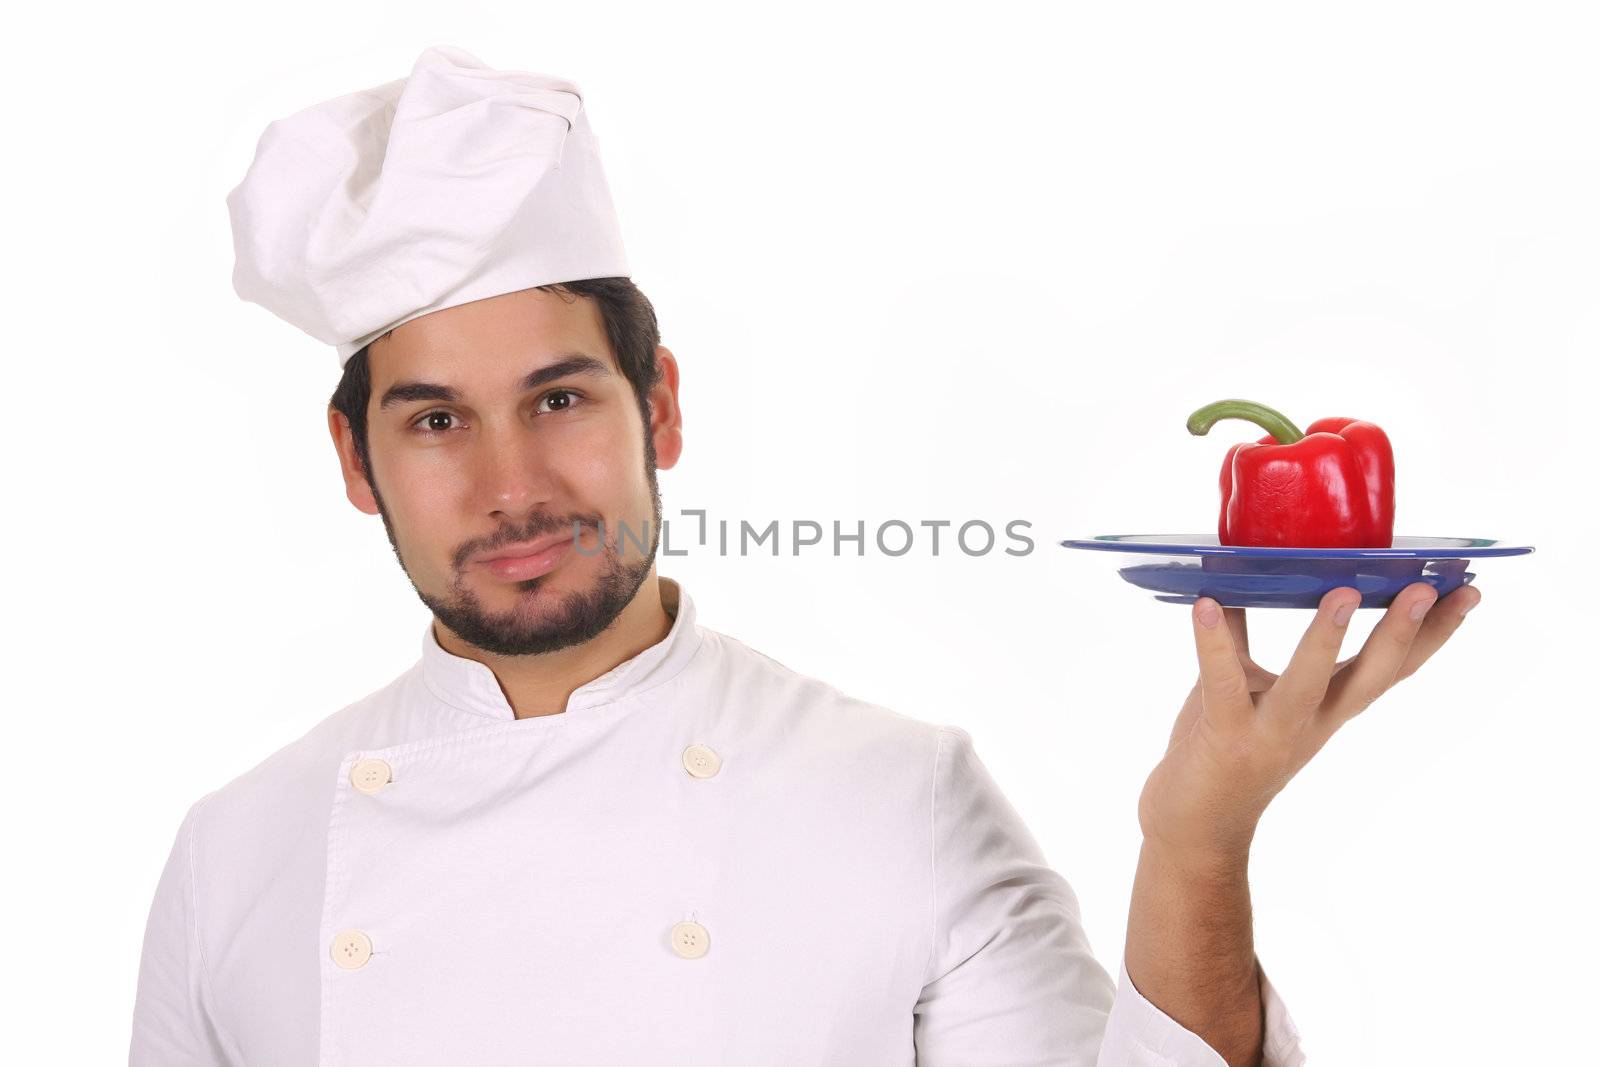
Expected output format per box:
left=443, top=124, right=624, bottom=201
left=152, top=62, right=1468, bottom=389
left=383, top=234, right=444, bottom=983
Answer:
left=1409, top=593, right=1437, bottom=621
left=1196, top=600, right=1221, bottom=628
left=1333, top=600, right=1357, bottom=627
left=1458, top=590, right=1480, bottom=618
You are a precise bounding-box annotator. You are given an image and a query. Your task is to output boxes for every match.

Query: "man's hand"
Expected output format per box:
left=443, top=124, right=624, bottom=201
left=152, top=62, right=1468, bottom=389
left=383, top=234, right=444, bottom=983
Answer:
left=1123, top=580, right=1481, bottom=1066
left=1138, top=580, right=1482, bottom=866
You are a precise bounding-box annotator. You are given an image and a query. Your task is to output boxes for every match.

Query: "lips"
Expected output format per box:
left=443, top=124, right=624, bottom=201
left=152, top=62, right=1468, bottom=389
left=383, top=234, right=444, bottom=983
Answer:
left=473, top=532, right=574, bottom=564
left=471, top=531, right=577, bottom=582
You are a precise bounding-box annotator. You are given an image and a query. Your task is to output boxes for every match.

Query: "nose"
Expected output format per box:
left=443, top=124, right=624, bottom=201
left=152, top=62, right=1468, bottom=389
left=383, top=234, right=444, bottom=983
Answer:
left=471, top=419, right=559, bottom=525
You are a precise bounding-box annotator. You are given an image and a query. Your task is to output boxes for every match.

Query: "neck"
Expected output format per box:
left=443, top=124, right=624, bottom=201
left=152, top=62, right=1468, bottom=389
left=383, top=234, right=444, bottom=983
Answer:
left=431, top=570, right=673, bottom=720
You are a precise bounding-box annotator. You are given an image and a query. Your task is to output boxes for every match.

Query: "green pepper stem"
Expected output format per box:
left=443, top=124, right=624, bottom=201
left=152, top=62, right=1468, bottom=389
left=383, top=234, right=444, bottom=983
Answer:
left=1186, top=399, right=1305, bottom=445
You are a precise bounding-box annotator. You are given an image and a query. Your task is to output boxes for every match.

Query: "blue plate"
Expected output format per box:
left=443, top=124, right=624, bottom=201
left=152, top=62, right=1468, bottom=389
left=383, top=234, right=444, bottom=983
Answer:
left=1059, top=534, right=1534, bottom=609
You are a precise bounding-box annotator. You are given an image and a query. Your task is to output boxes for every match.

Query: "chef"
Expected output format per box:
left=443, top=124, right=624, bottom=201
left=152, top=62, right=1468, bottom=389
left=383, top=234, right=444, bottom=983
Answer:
left=130, top=45, right=1481, bottom=1066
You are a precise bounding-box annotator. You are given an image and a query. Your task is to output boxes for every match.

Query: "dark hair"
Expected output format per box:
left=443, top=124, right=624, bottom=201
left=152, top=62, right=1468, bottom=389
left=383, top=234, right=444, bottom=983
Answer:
left=329, top=277, right=663, bottom=483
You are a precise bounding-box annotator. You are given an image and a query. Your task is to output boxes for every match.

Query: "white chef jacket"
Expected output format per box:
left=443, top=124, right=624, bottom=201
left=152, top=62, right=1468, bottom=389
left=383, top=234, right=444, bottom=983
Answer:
left=130, top=575, right=1306, bottom=1066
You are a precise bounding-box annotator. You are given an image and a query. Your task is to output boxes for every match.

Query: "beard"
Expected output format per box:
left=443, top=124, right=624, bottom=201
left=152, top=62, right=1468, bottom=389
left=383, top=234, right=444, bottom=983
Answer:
left=370, top=438, right=664, bottom=658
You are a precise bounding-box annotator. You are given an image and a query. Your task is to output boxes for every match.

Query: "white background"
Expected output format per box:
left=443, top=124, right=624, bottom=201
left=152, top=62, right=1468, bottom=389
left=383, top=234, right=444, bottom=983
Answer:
left=4, top=3, right=1595, bottom=1063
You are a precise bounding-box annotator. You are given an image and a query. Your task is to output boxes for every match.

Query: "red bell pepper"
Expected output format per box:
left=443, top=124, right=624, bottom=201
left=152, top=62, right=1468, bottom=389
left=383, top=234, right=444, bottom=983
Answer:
left=1186, top=399, right=1395, bottom=548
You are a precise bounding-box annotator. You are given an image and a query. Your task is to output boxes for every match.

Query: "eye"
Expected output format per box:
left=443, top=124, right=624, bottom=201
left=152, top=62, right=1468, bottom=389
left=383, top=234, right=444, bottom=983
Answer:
left=411, top=410, right=461, bottom=435
left=536, top=389, right=583, bottom=414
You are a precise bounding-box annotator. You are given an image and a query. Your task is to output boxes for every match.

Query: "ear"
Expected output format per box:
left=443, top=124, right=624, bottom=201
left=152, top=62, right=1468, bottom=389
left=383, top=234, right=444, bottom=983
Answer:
left=327, top=406, right=380, bottom=516
left=647, top=344, right=684, bottom=470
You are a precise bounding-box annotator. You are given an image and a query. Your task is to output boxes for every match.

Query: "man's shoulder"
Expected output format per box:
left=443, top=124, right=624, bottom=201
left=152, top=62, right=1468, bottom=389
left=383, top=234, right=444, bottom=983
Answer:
left=693, top=624, right=948, bottom=770
left=187, top=666, right=420, bottom=844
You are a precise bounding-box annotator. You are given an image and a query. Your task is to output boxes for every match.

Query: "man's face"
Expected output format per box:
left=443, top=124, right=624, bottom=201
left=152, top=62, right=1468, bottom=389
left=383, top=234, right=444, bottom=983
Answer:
left=329, top=287, right=682, bottom=657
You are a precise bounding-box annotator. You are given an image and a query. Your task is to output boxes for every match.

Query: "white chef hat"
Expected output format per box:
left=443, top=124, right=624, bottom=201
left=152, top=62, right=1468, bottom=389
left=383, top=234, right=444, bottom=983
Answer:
left=226, top=44, right=631, bottom=368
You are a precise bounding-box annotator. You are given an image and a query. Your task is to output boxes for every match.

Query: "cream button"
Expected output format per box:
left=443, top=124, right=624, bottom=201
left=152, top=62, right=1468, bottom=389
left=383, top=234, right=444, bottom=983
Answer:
left=670, top=920, right=710, bottom=959
left=682, top=744, right=721, bottom=779
left=350, top=759, right=392, bottom=795
left=330, top=929, right=373, bottom=969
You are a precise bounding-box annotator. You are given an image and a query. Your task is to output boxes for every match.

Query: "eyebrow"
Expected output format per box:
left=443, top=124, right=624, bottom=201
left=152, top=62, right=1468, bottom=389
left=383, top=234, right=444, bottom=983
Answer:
left=378, top=354, right=612, bottom=412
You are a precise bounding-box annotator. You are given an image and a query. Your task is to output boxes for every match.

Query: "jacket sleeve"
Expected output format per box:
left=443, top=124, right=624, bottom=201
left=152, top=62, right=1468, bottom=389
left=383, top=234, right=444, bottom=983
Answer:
left=129, top=793, right=237, bottom=1066
left=913, top=726, right=1306, bottom=1067
left=1101, top=959, right=1306, bottom=1066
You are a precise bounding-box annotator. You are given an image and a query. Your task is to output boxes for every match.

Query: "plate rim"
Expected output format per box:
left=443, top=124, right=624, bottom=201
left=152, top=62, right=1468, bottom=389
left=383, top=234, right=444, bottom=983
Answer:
left=1059, top=534, right=1535, bottom=559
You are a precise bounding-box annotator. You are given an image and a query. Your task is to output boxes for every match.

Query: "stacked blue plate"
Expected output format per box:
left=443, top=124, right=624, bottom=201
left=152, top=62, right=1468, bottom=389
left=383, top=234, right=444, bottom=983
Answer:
left=1059, top=534, right=1534, bottom=609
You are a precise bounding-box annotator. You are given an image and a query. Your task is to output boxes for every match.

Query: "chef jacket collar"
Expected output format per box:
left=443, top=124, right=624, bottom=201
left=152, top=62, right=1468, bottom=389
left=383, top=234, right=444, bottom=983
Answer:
left=419, top=575, right=702, bottom=722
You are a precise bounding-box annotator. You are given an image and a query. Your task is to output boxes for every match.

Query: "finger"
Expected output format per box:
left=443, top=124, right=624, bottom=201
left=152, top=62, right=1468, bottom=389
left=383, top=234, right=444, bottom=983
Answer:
left=1267, top=586, right=1362, bottom=727
left=1224, top=607, right=1250, bottom=658
left=1224, top=606, right=1272, bottom=681
left=1320, top=582, right=1440, bottom=727
left=1245, top=663, right=1279, bottom=692
left=1192, top=596, right=1254, bottom=728
left=1390, top=584, right=1481, bottom=684
left=1167, top=679, right=1204, bottom=752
